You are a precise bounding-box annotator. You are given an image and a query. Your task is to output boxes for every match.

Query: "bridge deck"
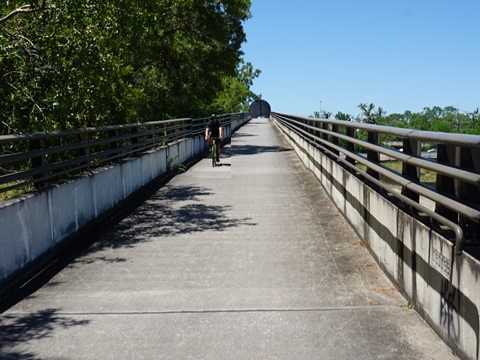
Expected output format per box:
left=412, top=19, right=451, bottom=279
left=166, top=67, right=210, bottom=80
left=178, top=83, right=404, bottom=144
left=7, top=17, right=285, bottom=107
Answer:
left=0, top=118, right=456, bottom=359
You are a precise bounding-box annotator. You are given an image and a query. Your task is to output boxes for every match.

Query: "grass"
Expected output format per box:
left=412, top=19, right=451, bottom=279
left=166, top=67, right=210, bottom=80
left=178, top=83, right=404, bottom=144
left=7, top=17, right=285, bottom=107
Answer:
left=0, top=182, right=35, bottom=201
left=356, top=160, right=437, bottom=185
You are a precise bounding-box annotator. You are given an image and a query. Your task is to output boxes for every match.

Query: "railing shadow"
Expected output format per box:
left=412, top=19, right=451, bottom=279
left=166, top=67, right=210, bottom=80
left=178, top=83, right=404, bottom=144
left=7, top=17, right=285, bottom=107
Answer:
left=0, top=309, right=89, bottom=359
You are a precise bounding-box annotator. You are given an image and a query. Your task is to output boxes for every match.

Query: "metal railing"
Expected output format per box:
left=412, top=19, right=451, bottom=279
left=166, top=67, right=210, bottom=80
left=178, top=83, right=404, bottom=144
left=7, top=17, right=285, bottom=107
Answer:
left=0, top=113, right=245, bottom=196
left=272, top=112, right=480, bottom=254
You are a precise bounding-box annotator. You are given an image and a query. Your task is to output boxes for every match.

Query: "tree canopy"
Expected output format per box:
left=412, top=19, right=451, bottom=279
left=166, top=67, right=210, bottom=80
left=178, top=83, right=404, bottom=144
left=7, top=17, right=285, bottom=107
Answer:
left=311, top=103, right=480, bottom=135
left=377, top=106, right=480, bottom=135
left=1, top=0, right=259, bottom=134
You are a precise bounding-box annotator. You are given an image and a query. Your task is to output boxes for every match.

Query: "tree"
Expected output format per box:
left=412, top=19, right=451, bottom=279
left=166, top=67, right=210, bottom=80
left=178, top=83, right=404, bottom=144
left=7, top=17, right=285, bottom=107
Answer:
left=383, top=113, right=408, bottom=128
left=1, top=1, right=254, bottom=134
left=322, top=111, right=332, bottom=119
left=467, top=108, right=480, bottom=134
left=335, top=112, right=352, bottom=121
left=310, top=110, right=332, bottom=119
left=471, top=108, right=479, bottom=126
left=358, top=103, right=384, bottom=125
left=211, top=60, right=261, bottom=113
left=0, top=1, right=47, bottom=24
left=312, top=104, right=480, bottom=135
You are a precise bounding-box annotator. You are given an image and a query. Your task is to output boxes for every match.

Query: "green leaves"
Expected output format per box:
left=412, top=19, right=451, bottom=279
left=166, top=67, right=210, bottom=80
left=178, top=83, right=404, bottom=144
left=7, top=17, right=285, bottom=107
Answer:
left=358, top=103, right=385, bottom=125
left=212, top=60, right=261, bottom=113
left=364, top=106, right=480, bottom=134
left=1, top=0, right=255, bottom=134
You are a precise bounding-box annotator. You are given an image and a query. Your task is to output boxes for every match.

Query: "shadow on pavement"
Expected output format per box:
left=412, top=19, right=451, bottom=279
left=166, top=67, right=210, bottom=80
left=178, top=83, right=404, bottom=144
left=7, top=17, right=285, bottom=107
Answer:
left=233, top=133, right=258, bottom=138
left=78, top=185, right=256, bottom=258
left=231, top=144, right=292, bottom=156
left=0, top=309, right=89, bottom=359
left=1, top=184, right=255, bottom=312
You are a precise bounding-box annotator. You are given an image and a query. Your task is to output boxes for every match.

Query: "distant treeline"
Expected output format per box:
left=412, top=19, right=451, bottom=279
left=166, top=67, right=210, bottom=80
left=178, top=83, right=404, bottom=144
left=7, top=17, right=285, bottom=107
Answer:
left=0, top=1, right=260, bottom=135
left=313, top=103, right=480, bottom=135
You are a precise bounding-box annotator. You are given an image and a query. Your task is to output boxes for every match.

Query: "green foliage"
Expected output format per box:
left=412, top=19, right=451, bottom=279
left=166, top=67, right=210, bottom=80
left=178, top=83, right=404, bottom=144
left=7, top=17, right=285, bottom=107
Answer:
left=382, top=106, right=480, bottom=135
left=311, top=103, right=480, bottom=135
left=358, top=103, right=385, bottom=125
left=211, top=60, right=261, bottom=113
left=310, top=110, right=332, bottom=119
left=335, top=112, right=351, bottom=121
left=1, top=0, right=254, bottom=134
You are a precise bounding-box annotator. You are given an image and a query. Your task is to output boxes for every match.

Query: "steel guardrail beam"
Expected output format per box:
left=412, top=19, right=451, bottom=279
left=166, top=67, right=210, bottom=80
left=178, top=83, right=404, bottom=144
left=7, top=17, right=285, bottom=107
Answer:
left=272, top=112, right=480, bottom=255
left=0, top=113, right=246, bottom=195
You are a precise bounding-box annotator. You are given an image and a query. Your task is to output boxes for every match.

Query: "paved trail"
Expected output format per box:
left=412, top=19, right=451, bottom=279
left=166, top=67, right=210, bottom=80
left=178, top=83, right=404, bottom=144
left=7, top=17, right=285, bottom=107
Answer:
left=0, top=118, right=456, bottom=359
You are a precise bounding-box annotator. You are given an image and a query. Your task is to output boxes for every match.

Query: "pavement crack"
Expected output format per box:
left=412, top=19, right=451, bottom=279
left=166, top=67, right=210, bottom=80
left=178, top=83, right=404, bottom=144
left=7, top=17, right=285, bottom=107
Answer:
left=8, top=305, right=405, bottom=317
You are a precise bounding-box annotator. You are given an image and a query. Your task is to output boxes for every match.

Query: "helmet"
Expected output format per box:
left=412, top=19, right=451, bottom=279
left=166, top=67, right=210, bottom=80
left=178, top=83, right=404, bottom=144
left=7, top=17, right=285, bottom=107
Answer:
left=210, top=114, right=217, bottom=120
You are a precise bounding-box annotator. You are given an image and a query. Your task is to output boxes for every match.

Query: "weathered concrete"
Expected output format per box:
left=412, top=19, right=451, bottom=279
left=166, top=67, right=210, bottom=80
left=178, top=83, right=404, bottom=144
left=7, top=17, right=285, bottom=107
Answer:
left=274, top=117, right=480, bottom=360
left=0, top=118, right=456, bottom=359
left=0, top=116, right=249, bottom=286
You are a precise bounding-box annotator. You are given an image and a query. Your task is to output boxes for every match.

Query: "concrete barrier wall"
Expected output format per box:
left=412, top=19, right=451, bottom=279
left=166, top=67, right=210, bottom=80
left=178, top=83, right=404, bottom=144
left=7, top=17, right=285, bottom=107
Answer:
left=273, top=118, right=480, bottom=360
left=0, top=114, right=250, bottom=287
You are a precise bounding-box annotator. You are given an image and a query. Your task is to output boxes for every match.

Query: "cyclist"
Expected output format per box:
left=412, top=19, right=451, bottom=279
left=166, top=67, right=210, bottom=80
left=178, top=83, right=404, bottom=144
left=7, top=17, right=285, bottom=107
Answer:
left=205, top=114, right=223, bottom=162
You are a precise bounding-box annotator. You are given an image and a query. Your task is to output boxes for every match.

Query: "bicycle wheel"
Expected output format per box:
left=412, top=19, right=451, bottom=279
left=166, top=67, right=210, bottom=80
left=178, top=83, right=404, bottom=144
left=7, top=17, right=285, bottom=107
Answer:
left=211, top=140, right=216, bottom=167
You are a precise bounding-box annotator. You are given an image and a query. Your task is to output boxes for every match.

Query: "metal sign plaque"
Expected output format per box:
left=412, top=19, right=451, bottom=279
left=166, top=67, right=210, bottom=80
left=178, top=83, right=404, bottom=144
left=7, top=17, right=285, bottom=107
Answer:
left=430, top=233, right=453, bottom=280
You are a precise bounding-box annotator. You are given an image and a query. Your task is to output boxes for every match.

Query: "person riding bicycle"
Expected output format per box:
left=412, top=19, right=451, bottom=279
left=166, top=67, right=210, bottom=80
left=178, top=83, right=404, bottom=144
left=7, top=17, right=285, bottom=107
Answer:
left=205, top=114, right=223, bottom=162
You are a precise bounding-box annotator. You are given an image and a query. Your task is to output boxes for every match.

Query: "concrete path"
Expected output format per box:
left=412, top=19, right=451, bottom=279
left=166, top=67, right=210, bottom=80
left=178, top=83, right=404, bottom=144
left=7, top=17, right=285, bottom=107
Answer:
left=0, top=118, right=457, bottom=359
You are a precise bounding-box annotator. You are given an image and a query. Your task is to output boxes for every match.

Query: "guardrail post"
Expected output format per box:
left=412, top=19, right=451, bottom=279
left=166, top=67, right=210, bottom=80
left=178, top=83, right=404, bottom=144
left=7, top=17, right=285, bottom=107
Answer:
left=78, top=133, right=91, bottom=169
left=401, top=138, right=420, bottom=203
left=109, top=129, right=119, bottom=150
left=458, top=146, right=480, bottom=244
left=182, top=118, right=188, bottom=138
left=345, top=127, right=356, bottom=166
left=331, top=124, right=340, bottom=156
left=322, top=123, right=329, bottom=143
left=366, top=131, right=379, bottom=180
left=131, top=126, right=139, bottom=154
left=309, top=118, right=315, bottom=137
left=313, top=119, right=321, bottom=141
left=435, top=144, right=458, bottom=223
left=148, top=124, right=155, bottom=140
left=163, top=122, right=170, bottom=144
left=29, top=138, right=46, bottom=188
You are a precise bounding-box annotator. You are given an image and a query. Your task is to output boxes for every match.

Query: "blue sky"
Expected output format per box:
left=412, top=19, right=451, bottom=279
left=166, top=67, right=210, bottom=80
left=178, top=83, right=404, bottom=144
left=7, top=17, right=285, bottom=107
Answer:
left=241, top=0, right=480, bottom=118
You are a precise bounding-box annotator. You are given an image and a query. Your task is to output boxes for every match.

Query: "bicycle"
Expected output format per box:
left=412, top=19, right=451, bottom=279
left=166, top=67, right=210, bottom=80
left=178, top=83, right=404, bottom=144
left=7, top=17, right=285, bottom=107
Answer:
left=209, top=137, right=220, bottom=167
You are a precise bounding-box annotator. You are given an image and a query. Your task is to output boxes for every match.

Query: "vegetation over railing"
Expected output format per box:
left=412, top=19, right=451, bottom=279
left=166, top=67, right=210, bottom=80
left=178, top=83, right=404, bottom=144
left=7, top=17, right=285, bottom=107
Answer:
left=0, top=1, right=259, bottom=135
left=313, top=104, right=480, bottom=135
left=0, top=113, right=245, bottom=197
left=272, top=112, right=480, bottom=255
